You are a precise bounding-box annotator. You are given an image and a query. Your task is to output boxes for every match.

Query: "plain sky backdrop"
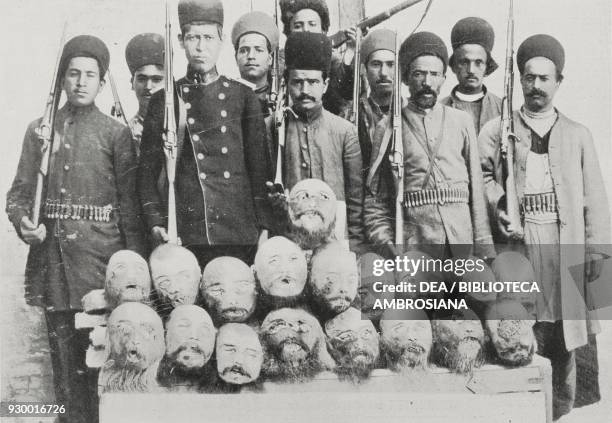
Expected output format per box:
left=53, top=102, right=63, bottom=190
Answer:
left=0, top=0, right=610, bottom=205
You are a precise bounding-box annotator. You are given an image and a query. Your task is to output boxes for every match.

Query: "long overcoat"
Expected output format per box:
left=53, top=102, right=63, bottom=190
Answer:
left=6, top=103, right=146, bottom=309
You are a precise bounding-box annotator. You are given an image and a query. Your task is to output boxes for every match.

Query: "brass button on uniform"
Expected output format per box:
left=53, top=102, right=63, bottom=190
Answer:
left=183, top=86, right=190, bottom=93
left=188, top=117, right=195, bottom=124
left=199, top=172, right=207, bottom=180
left=221, top=147, right=228, bottom=154
left=64, top=143, right=71, bottom=149
left=60, top=188, right=66, bottom=194
left=197, top=153, right=204, bottom=160
left=64, top=165, right=70, bottom=171
left=185, top=102, right=191, bottom=109
left=301, top=163, right=307, bottom=168
left=223, top=81, right=229, bottom=87
left=223, top=171, right=230, bottom=179
left=220, top=110, right=227, bottom=117
left=220, top=126, right=227, bottom=133
left=218, top=93, right=225, bottom=100
left=192, top=134, right=200, bottom=141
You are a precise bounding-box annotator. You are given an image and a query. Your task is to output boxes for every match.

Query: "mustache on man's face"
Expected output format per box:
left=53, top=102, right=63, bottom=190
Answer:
left=376, top=77, right=393, bottom=84
left=415, top=87, right=437, bottom=98
left=527, top=89, right=547, bottom=98
left=296, top=94, right=317, bottom=102
left=222, top=364, right=251, bottom=379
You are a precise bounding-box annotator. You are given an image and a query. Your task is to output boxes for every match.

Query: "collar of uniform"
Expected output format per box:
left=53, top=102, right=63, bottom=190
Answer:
left=451, top=85, right=488, bottom=103
left=184, top=65, right=220, bottom=85
left=405, top=100, right=441, bottom=116
left=254, top=84, right=269, bottom=95
left=64, top=102, right=97, bottom=116
left=294, top=103, right=324, bottom=124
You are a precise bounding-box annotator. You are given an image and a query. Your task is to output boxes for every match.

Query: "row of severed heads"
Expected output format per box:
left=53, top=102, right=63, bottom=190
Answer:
left=101, top=298, right=536, bottom=394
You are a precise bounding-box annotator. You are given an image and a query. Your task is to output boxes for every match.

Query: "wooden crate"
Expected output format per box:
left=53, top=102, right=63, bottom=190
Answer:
left=100, top=354, right=551, bottom=423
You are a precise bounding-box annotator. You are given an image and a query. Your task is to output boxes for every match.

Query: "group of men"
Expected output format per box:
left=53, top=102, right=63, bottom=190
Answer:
left=5, top=0, right=610, bottom=422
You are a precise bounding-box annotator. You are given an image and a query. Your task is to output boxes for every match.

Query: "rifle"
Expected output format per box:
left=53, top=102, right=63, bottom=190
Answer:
left=108, top=70, right=129, bottom=126
left=349, top=29, right=362, bottom=125
left=500, top=0, right=523, bottom=240
left=32, top=23, right=67, bottom=226
left=390, top=31, right=404, bottom=248
left=271, top=0, right=294, bottom=194
left=329, top=0, right=425, bottom=48
left=163, top=1, right=179, bottom=244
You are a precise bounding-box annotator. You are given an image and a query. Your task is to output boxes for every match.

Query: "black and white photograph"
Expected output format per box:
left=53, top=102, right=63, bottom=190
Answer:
left=1, top=0, right=611, bottom=422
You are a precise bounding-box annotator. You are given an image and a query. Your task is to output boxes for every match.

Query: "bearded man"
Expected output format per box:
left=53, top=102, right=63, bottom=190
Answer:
left=98, top=303, right=165, bottom=394
left=431, top=307, right=485, bottom=374
left=380, top=308, right=432, bottom=371
left=364, top=31, right=494, bottom=260
left=286, top=178, right=338, bottom=250
left=158, top=305, right=216, bottom=392
left=149, top=244, right=201, bottom=318
left=260, top=307, right=335, bottom=382
left=325, top=307, right=380, bottom=382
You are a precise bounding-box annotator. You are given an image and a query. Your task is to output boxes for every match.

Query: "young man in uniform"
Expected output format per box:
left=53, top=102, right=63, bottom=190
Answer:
left=479, top=34, right=610, bottom=420
left=442, top=17, right=502, bottom=135
left=231, top=11, right=279, bottom=116
left=138, top=0, right=271, bottom=266
left=364, top=32, right=494, bottom=260
left=6, top=35, right=145, bottom=422
left=124, top=32, right=165, bottom=155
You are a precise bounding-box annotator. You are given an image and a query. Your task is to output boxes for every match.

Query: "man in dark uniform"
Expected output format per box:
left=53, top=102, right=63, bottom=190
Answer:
left=355, top=28, right=395, bottom=173
left=138, top=0, right=271, bottom=266
left=6, top=35, right=145, bottom=422
left=231, top=11, right=279, bottom=116
left=441, top=17, right=502, bottom=135
left=280, top=0, right=356, bottom=116
left=124, top=33, right=165, bottom=155
left=281, top=32, right=363, bottom=251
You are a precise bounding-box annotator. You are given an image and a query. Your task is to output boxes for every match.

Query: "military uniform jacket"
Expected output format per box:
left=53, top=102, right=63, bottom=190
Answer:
left=441, top=86, right=502, bottom=133
left=282, top=107, right=363, bottom=245
left=138, top=72, right=271, bottom=247
left=479, top=110, right=611, bottom=350
left=364, top=102, right=495, bottom=258
left=6, top=104, right=146, bottom=309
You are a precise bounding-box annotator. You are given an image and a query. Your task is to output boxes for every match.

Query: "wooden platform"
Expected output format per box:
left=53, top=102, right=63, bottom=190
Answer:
left=100, top=354, right=551, bottom=423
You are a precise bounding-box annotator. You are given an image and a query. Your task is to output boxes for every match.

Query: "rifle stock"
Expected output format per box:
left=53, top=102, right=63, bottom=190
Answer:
left=500, top=0, right=523, bottom=240
left=32, top=23, right=67, bottom=226
left=329, top=0, right=424, bottom=48
left=163, top=1, right=179, bottom=244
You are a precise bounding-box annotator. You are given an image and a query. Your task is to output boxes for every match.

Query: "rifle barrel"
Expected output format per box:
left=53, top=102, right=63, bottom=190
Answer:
left=32, top=23, right=68, bottom=225
left=330, top=0, right=425, bottom=47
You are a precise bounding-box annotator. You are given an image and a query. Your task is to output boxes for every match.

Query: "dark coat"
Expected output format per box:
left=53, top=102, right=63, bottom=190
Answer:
left=6, top=103, right=146, bottom=309
left=138, top=73, right=272, bottom=247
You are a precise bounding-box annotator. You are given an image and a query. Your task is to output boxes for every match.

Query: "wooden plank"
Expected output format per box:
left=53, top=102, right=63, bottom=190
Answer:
left=100, top=392, right=546, bottom=423
left=337, top=0, right=364, bottom=30
left=99, top=356, right=552, bottom=423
